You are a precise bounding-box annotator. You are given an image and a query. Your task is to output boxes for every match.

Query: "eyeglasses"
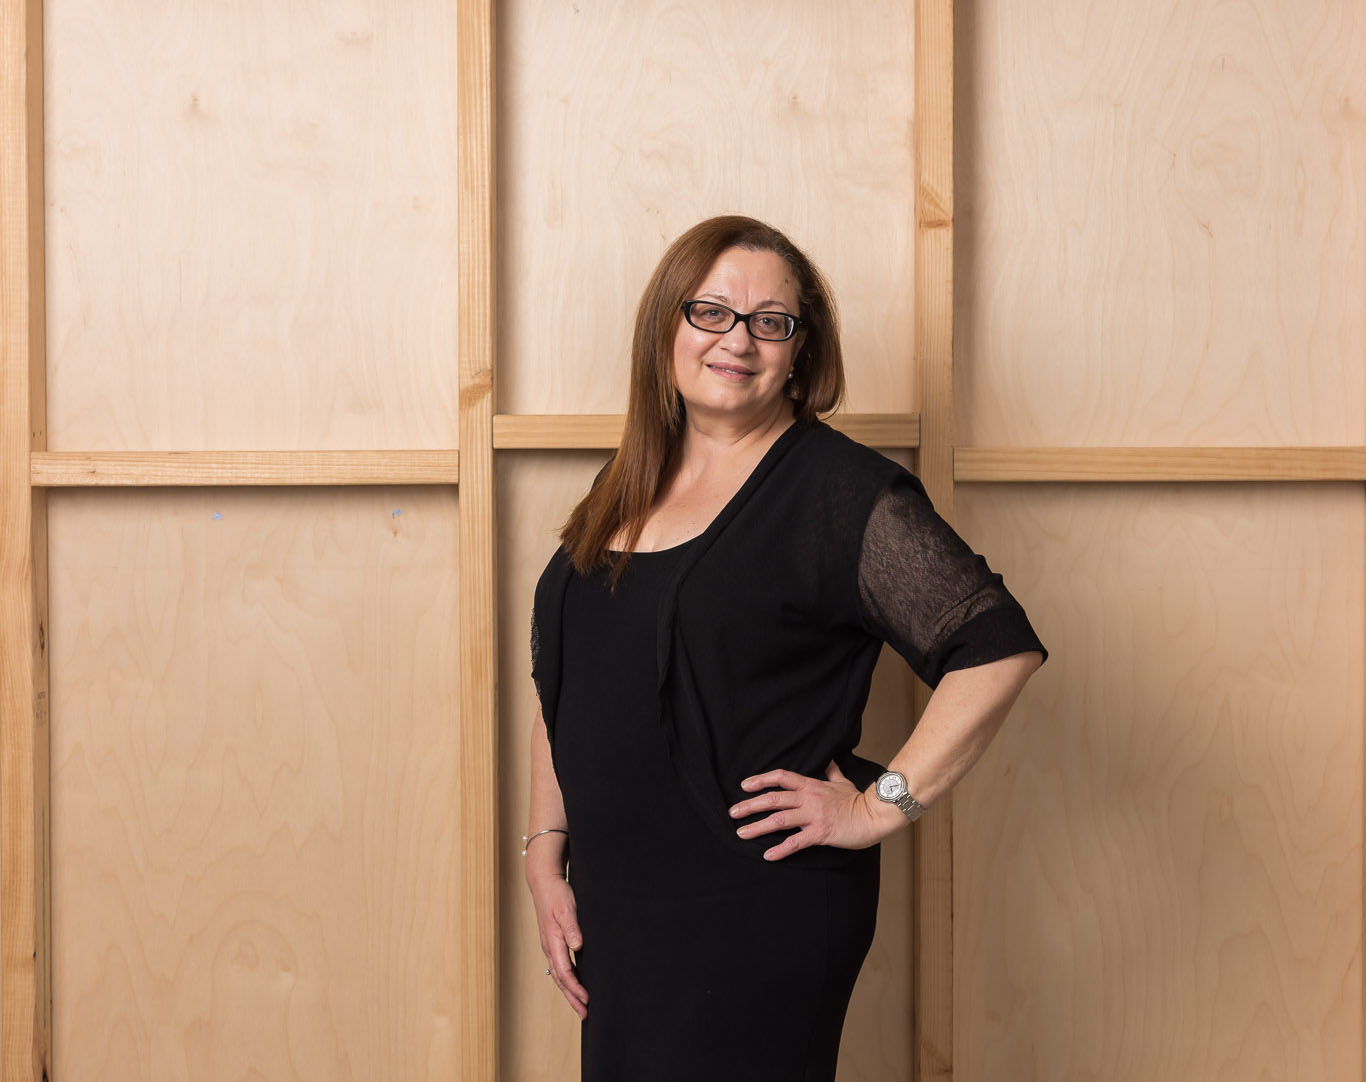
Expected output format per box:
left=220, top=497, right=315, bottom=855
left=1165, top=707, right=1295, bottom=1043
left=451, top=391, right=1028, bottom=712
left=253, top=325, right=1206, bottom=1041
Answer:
left=679, top=300, right=802, bottom=342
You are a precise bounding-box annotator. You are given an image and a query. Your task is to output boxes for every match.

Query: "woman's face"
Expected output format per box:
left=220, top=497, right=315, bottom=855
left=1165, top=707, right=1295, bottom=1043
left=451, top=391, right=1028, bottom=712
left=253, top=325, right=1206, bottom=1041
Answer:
left=672, top=246, right=805, bottom=426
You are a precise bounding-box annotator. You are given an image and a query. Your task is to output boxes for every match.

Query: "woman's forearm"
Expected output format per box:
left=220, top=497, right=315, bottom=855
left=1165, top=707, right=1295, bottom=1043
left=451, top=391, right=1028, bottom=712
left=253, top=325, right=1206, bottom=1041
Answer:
left=525, top=707, right=571, bottom=881
left=860, top=650, right=1044, bottom=838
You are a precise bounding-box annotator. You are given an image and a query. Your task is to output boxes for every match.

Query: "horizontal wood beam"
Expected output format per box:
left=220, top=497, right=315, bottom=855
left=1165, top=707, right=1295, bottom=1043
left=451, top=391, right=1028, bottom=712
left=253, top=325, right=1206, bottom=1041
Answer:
left=492, top=412, right=921, bottom=449
left=30, top=450, right=460, bottom=487
left=31, top=440, right=1366, bottom=489
left=956, top=446, right=1366, bottom=483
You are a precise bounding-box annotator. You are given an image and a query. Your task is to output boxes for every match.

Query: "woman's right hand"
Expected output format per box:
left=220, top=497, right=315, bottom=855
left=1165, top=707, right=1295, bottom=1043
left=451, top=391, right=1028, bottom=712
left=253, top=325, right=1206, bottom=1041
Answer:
left=527, top=870, right=589, bottom=1019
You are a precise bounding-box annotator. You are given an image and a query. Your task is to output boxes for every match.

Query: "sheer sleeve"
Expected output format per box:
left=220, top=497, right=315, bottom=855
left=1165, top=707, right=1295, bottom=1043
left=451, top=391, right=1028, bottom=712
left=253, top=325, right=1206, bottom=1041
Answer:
left=855, top=470, right=1048, bottom=688
left=529, top=603, right=544, bottom=709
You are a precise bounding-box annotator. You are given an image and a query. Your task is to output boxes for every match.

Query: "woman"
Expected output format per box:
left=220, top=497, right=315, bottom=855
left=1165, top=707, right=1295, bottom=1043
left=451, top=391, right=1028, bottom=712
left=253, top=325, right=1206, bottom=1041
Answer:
left=524, top=215, right=1047, bottom=1081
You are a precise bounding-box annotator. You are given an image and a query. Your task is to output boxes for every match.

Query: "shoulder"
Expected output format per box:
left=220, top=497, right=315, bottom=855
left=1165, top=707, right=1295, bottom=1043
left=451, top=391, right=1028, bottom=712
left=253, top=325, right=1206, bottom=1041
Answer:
left=802, top=418, right=909, bottom=494
left=532, top=542, right=572, bottom=604
left=779, top=420, right=913, bottom=556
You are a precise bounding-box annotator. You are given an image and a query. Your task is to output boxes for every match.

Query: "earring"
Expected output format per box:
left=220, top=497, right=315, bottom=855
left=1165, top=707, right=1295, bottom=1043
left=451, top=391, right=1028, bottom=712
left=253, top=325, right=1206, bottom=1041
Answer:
left=786, top=369, right=794, bottom=380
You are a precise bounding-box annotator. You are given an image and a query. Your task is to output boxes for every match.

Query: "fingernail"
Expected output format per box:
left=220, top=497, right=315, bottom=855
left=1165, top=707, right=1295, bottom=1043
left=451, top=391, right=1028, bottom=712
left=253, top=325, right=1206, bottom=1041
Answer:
left=728, top=805, right=740, bottom=816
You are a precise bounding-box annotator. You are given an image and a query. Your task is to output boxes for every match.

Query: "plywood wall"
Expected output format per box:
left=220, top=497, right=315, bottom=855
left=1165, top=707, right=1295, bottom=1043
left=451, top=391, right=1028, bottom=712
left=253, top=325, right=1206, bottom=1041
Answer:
left=495, top=1, right=923, bottom=1078
left=955, top=483, right=1363, bottom=1077
left=47, top=486, right=462, bottom=1079
left=43, top=0, right=462, bottom=452
left=495, top=0, right=920, bottom=417
left=953, top=0, right=1366, bottom=1076
left=955, top=0, right=1366, bottom=449
left=39, top=1, right=465, bottom=1078
left=17, top=0, right=1364, bottom=1079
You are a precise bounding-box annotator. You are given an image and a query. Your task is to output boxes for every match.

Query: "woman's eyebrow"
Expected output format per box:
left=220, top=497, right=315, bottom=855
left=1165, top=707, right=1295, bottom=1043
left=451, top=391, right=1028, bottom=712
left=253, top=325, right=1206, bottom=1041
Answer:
left=698, top=290, right=793, bottom=312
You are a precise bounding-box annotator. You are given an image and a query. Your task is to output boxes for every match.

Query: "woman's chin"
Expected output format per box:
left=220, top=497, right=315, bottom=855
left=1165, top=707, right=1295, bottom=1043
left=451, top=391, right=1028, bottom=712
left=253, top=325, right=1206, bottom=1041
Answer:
left=679, top=388, right=786, bottom=421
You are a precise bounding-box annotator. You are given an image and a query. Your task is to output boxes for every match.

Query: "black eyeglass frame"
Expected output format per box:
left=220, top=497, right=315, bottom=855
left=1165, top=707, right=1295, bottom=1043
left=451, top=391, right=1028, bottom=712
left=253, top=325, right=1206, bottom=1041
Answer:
left=678, top=300, right=803, bottom=342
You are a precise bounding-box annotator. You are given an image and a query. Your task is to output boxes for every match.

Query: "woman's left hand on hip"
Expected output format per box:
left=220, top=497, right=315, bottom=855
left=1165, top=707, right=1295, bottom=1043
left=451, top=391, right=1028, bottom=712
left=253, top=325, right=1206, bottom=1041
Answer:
left=728, top=760, right=885, bottom=861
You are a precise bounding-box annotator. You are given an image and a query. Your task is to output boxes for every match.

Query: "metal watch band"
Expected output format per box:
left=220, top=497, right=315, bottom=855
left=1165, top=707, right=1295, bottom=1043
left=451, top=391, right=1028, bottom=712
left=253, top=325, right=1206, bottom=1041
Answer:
left=892, top=791, right=925, bottom=821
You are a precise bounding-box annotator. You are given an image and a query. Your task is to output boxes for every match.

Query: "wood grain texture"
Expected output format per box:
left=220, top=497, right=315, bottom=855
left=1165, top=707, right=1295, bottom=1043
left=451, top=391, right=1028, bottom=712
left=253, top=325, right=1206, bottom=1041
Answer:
left=492, top=412, right=920, bottom=450
left=498, top=455, right=601, bottom=1082
left=457, top=0, right=498, bottom=1079
left=956, top=0, right=1366, bottom=447
left=31, top=450, right=461, bottom=487
left=46, top=486, right=461, bottom=1081
left=956, top=445, right=1366, bottom=482
left=2, top=0, right=50, bottom=1075
left=496, top=0, right=918, bottom=418
left=952, top=481, right=1364, bottom=1080
left=41, top=0, right=461, bottom=451
left=915, top=0, right=956, bottom=1077
left=497, top=2, right=920, bottom=1075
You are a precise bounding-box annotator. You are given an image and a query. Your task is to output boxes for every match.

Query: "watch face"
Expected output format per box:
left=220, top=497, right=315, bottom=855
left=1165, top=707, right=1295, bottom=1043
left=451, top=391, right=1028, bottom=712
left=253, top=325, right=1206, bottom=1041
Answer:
left=876, top=771, right=906, bottom=801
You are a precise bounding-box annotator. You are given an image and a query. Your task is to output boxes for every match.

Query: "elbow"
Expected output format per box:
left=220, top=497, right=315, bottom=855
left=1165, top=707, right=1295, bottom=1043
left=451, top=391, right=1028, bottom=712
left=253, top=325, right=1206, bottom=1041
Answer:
left=993, top=649, right=1044, bottom=681
left=995, top=650, right=1044, bottom=701
left=1011, top=650, right=1045, bottom=690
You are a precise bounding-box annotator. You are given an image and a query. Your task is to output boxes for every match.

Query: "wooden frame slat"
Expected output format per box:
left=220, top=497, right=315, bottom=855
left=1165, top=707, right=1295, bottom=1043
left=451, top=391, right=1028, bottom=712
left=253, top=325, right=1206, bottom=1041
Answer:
left=956, top=445, right=1366, bottom=482
left=456, top=0, right=498, bottom=1080
left=913, top=1, right=955, bottom=1078
left=30, top=450, right=460, bottom=487
left=492, top=411, right=921, bottom=450
left=2, top=0, right=51, bottom=1076
left=27, top=440, right=1366, bottom=490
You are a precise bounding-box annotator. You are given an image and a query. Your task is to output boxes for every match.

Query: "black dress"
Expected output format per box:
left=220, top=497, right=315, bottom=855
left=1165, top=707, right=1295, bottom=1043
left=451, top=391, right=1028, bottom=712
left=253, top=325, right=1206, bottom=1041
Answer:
left=554, top=537, right=881, bottom=1082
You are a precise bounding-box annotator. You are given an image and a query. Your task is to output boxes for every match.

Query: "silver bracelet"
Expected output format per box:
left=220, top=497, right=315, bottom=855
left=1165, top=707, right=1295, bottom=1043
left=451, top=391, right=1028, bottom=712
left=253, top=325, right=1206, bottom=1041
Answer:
left=520, top=828, right=568, bottom=856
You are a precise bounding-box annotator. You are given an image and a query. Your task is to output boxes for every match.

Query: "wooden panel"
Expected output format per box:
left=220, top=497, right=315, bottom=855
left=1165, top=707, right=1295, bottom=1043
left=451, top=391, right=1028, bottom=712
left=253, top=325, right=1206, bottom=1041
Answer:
left=496, top=0, right=919, bottom=416
left=497, top=5, right=924, bottom=1077
left=956, top=0, right=1366, bottom=447
left=42, top=1, right=461, bottom=451
left=953, top=482, right=1364, bottom=1080
left=498, top=454, right=600, bottom=1082
left=46, top=487, right=461, bottom=1081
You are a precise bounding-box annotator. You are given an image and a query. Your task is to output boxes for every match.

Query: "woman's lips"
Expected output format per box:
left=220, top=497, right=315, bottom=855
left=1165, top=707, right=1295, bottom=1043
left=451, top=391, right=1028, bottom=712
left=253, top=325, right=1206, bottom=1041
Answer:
left=707, top=363, right=754, bottom=380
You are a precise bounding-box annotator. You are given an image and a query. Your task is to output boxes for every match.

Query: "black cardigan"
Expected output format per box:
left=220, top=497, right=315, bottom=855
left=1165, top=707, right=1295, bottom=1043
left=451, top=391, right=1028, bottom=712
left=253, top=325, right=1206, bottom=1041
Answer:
left=530, top=417, right=1048, bottom=870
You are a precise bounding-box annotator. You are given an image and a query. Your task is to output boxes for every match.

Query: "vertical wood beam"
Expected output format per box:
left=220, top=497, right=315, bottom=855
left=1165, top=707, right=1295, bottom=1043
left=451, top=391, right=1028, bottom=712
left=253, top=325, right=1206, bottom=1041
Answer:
left=457, top=0, right=498, bottom=1079
left=1, top=0, right=51, bottom=1078
left=913, top=0, right=955, bottom=1079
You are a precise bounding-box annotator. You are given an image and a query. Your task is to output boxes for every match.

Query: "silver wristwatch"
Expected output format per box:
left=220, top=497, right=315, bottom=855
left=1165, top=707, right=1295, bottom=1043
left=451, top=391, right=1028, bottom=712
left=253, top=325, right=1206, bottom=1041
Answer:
left=874, top=770, right=925, bottom=821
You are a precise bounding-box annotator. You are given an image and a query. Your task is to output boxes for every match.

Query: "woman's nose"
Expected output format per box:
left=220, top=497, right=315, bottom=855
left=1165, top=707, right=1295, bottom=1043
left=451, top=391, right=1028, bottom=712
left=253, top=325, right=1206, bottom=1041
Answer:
left=720, top=320, right=757, bottom=350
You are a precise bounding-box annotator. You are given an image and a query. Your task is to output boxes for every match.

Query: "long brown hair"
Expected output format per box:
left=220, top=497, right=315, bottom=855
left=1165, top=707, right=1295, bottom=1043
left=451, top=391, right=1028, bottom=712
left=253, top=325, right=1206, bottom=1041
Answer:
left=560, top=215, right=845, bottom=588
